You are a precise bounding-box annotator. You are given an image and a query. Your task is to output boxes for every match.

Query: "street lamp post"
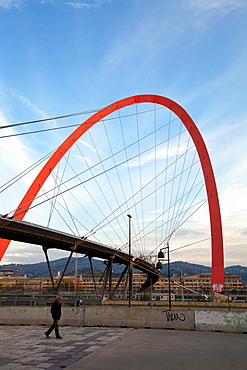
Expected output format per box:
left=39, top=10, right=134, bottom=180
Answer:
left=127, top=214, right=132, bottom=308
left=156, top=241, right=171, bottom=310
left=167, top=241, right=171, bottom=310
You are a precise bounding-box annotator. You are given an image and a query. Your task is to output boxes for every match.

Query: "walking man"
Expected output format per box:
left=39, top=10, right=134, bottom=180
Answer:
left=45, top=295, right=63, bottom=339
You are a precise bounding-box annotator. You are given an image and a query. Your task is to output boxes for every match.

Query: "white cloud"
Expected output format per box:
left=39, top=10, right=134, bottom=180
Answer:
left=13, top=93, right=60, bottom=135
left=80, top=139, right=107, bottom=156
left=0, top=0, right=110, bottom=10
left=14, top=93, right=49, bottom=120
left=186, top=0, right=247, bottom=14
left=80, top=139, right=92, bottom=148
left=63, top=1, right=91, bottom=8
left=0, top=240, right=69, bottom=264
left=63, top=0, right=110, bottom=9
left=124, top=146, right=188, bottom=168
left=221, top=185, right=247, bottom=223
left=76, top=154, right=93, bottom=166
left=90, top=147, right=107, bottom=156
left=225, top=244, right=247, bottom=267
left=220, top=186, right=247, bottom=266
left=0, top=0, right=26, bottom=9
left=0, top=111, right=33, bottom=174
left=0, top=110, right=35, bottom=213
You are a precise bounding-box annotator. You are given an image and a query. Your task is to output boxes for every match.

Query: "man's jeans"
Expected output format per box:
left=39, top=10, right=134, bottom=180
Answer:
left=46, top=318, right=60, bottom=338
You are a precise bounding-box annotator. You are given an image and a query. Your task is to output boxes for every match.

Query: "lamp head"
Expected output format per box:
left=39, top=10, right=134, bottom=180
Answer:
left=158, top=250, right=165, bottom=259
left=156, top=261, right=163, bottom=270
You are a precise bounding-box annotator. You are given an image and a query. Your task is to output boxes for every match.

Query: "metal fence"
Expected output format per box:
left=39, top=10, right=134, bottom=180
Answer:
left=0, top=291, right=102, bottom=306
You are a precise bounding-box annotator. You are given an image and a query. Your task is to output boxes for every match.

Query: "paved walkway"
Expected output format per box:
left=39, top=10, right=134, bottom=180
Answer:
left=0, top=326, right=132, bottom=369
left=0, top=326, right=246, bottom=369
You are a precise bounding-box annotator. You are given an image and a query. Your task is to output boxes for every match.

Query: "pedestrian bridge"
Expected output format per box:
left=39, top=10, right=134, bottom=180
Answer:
left=0, top=215, right=160, bottom=294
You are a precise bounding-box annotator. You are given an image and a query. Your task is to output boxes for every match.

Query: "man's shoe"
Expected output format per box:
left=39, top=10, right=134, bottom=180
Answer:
left=45, top=332, right=49, bottom=338
left=56, top=336, right=62, bottom=339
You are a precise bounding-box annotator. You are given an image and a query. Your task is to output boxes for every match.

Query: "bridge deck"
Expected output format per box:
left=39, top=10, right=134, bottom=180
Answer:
left=0, top=215, right=160, bottom=282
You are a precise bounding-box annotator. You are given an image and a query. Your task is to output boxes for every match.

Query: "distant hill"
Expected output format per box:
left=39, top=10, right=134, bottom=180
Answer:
left=160, top=261, right=211, bottom=277
left=0, top=257, right=124, bottom=278
left=160, top=261, right=247, bottom=283
left=224, top=265, right=247, bottom=285
left=1, top=258, right=247, bottom=283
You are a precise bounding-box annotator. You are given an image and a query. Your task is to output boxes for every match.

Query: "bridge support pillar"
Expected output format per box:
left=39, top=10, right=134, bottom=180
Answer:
left=113, top=265, right=129, bottom=299
left=88, top=256, right=98, bottom=294
left=100, top=258, right=114, bottom=299
left=42, top=247, right=56, bottom=292
left=42, top=246, right=74, bottom=293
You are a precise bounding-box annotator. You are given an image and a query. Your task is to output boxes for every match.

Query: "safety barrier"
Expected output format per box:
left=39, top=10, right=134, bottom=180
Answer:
left=0, top=306, right=246, bottom=333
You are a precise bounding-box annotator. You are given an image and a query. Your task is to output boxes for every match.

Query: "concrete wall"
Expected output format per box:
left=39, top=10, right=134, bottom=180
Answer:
left=83, top=306, right=194, bottom=330
left=195, top=310, right=247, bottom=333
left=0, top=306, right=246, bottom=333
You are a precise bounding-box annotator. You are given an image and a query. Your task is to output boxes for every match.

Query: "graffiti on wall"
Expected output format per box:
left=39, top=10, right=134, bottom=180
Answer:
left=223, top=314, right=247, bottom=328
left=163, top=310, right=186, bottom=322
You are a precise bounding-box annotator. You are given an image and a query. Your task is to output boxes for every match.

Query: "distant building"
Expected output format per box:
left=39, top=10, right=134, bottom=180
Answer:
left=0, top=272, right=243, bottom=296
left=0, top=269, right=15, bottom=277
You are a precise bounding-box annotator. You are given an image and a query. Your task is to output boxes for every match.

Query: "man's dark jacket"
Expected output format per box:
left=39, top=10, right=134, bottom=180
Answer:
left=51, top=299, right=61, bottom=320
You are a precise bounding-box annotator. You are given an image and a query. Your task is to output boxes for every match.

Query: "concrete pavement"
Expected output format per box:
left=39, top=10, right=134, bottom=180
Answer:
left=0, top=326, right=246, bottom=369
left=67, top=328, right=247, bottom=370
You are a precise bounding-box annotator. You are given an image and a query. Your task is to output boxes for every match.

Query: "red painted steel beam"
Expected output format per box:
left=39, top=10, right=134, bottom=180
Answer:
left=0, top=95, right=224, bottom=291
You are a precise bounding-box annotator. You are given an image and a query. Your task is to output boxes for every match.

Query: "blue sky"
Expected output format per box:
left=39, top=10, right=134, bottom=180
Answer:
left=0, top=0, right=246, bottom=267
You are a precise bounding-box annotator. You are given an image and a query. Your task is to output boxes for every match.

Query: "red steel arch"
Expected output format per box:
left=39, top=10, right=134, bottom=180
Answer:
left=0, top=95, right=224, bottom=292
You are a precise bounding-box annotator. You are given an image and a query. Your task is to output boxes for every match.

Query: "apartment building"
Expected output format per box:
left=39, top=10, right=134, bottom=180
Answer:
left=0, top=272, right=243, bottom=296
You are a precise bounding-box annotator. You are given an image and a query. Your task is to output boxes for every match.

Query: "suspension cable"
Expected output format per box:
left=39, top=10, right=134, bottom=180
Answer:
left=1, top=103, right=210, bottom=263
left=7, top=128, right=185, bottom=218
left=0, top=106, right=166, bottom=139
left=87, top=127, right=127, bottom=244
left=0, top=149, right=55, bottom=193
left=170, top=237, right=211, bottom=253
left=145, top=196, right=208, bottom=257
left=86, top=154, right=200, bottom=240
left=120, top=178, right=204, bottom=252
